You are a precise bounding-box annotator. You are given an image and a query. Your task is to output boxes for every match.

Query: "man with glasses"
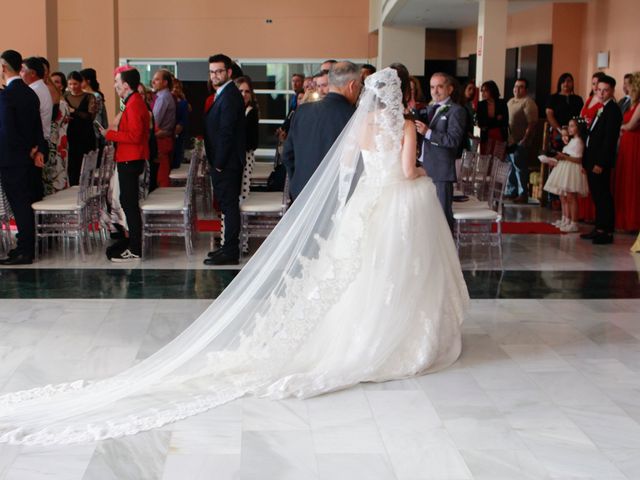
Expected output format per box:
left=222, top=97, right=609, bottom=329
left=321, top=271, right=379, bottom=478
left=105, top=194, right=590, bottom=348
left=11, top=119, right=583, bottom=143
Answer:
left=203, top=53, right=246, bottom=266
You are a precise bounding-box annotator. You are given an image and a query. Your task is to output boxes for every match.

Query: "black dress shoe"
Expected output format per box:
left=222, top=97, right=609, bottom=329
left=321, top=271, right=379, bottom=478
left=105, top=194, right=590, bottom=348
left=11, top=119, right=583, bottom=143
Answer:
left=203, top=252, right=239, bottom=266
left=592, top=233, right=613, bottom=245
left=207, top=248, right=225, bottom=258
left=7, top=248, right=19, bottom=258
left=580, top=229, right=598, bottom=240
left=0, top=253, right=33, bottom=265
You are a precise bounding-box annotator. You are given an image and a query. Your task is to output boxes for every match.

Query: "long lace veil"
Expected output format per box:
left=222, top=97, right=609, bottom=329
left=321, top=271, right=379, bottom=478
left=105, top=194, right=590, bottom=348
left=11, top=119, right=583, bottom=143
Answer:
left=0, top=68, right=406, bottom=445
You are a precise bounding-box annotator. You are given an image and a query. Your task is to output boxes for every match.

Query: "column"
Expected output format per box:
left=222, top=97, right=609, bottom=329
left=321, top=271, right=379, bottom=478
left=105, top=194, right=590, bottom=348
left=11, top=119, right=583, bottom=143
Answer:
left=79, top=0, right=120, bottom=118
left=476, top=0, right=508, bottom=93
left=378, top=25, right=425, bottom=75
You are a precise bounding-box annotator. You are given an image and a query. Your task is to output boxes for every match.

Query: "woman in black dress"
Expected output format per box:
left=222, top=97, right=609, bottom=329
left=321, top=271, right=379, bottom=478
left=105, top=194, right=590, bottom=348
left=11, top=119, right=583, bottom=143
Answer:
left=64, top=71, right=96, bottom=185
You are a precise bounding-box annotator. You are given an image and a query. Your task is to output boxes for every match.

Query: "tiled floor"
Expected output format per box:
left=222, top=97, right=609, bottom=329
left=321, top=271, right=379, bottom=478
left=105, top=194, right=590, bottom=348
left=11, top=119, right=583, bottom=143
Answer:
left=0, top=203, right=639, bottom=479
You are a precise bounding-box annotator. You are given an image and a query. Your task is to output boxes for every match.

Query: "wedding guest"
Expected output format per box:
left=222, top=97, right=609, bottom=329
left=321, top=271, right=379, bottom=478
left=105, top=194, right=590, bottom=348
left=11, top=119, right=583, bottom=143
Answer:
left=408, top=76, right=426, bottom=112
left=50, top=71, right=67, bottom=94
left=43, top=63, right=70, bottom=194
left=321, top=59, right=337, bottom=71
left=476, top=80, right=508, bottom=154
left=545, top=73, right=584, bottom=148
left=289, top=73, right=304, bottom=111
left=80, top=68, right=108, bottom=163
left=415, top=72, right=467, bottom=230
left=151, top=69, right=176, bottom=188
left=619, top=73, right=633, bottom=114
left=506, top=78, right=538, bottom=203
left=235, top=76, right=259, bottom=202
left=38, top=58, right=61, bottom=106
left=576, top=72, right=605, bottom=223
left=581, top=72, right=606, bottom=126
left=172, top=78, right=191, bottom=169
left=64, top=71, right=96, bottom=186
left=314, top=71, right=330, bottom=99
left=99, top=67, right=150, bottom=262
left=0, top=49, right=46, bottom=265
left=303, top=76, right=315, bottom=92
left=580, top=75, right=622, bottom=245
left=461, top=81, right=477, bottom=149
left=360, top=63, right=376, bottom=82
left=20, top=57, right=52, bottom=201
left=203, top=53, right=246, bottom=266
left=544, top=120, right=588, bottom=232
left=614, top=71, right=640, bottom=231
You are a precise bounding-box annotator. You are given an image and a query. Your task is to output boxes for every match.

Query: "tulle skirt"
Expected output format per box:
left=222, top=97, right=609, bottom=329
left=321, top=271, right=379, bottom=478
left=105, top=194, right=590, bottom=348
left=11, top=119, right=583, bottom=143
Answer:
left=544, top=161, right=588, bottom=196
left=264, top=175, right=468, bottom=397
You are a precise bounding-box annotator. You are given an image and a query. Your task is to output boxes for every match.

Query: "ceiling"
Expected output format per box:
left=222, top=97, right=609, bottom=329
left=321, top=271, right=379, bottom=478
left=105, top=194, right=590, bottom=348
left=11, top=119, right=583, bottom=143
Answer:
left=384, top=0, right=586, bottom=29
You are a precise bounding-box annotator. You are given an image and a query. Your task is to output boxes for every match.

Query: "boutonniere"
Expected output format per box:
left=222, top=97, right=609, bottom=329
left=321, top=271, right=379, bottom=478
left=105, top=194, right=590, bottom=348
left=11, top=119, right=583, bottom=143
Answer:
left=440, top=105, right=451, bottom=115
left=596, top=107, right=604, bottom=118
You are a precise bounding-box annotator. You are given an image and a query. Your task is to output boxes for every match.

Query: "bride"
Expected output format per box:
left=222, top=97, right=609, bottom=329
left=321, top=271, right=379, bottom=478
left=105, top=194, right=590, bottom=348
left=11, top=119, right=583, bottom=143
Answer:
left=0, top=67, right=469, bottom=445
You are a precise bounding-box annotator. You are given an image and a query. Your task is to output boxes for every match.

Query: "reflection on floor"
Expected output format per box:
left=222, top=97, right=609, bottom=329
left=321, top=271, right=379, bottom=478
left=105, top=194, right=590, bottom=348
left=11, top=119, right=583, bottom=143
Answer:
left=0, top=203, right=639, bottom=479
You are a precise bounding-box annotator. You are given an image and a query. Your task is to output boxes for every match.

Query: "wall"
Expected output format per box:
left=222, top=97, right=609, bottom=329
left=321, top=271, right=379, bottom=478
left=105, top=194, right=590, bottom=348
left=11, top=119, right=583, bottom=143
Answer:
left=457, top=2, right=553, bottom=58
left=0, top=0, right=58, bottom=70
left=581, top=0, right=639, bottom=98
left=456, top=0, right=639, bottom=97
left=59, top=0, right=369, bottom=60
left=551, top=3, right=586, bottom=95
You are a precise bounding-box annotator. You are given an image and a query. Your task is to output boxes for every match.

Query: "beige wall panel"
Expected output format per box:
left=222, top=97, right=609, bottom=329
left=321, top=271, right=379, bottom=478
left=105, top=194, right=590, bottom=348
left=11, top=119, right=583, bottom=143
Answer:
left=59, top=0, right=369, bottom=60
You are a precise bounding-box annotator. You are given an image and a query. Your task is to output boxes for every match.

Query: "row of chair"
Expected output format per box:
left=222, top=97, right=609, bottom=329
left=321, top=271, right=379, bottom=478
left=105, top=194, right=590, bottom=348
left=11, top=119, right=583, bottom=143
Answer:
left=453, top=150, right=512, bottom=262
left=32, top=148, right=114, bottom=261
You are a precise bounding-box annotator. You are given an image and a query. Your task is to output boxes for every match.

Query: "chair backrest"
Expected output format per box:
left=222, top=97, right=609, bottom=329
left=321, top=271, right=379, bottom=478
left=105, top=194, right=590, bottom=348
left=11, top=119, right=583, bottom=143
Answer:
left=98, top=145, right=116, bottom=193
left=493, top=140, right=507, bottom=161
left=459, top=150, right=476, bottom=179
left=487, top=160, right=512, bottom=212
left=475, top=154, right=492, bottom=178
left=77, top=150, right=98, bottom=204
left=183, top=152, right=200, bottom=208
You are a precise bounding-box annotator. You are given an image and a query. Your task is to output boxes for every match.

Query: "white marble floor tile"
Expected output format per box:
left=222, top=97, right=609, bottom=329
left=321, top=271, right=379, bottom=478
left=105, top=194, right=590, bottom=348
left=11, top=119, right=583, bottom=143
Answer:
left=460, top=449, right=551, bottom=480
left=562, top=404, right=640, bottom=450
left=315, top=453, right=396, bottom=480
left=82, top=431, right=171, bottom=480
left=500, top=344, right=576, bottom=373
left=166, top=403, right=242, bottom=455
left=517, top=428, right=626, bottom=479
left=161, top=454, right=240, bottom=480
left=602, top=448, right=640, bottom=480
left=2, top=445, right=95, bottom=480
left=239, top=430, right=317, bottom=480
left=242, top=398, right=309, bottom=432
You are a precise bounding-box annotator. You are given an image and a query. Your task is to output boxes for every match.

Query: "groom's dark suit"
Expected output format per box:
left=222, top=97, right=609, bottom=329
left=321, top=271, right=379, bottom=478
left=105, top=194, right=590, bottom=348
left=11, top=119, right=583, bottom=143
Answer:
left=204, top=81, right=246, bottom=258
left=0, top=78, right=46, bottom=259
left=583, top=99, right=622, bottom=235
left=420, top=99, right=466, bottom=230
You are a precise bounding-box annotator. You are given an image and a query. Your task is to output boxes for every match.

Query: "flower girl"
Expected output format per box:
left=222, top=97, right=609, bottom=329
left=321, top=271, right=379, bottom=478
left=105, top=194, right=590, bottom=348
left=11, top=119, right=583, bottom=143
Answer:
left=544, top=118, right=589, bottom=232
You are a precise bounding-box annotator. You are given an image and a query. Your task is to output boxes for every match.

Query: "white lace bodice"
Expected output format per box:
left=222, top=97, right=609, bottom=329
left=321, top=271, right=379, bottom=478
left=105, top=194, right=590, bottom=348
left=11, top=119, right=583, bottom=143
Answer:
left=361, top=149, right=406, bottom=186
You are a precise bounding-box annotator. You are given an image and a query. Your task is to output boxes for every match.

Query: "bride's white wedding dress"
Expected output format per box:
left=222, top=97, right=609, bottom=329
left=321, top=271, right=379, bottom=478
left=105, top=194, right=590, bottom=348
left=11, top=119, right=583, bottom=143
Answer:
left=0, top=68, right=469, bottom=445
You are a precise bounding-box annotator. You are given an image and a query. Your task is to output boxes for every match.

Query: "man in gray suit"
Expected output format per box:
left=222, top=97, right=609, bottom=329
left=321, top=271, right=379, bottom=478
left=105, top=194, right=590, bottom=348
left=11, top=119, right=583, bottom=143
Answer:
left=416, top=72, right=466, bottom=231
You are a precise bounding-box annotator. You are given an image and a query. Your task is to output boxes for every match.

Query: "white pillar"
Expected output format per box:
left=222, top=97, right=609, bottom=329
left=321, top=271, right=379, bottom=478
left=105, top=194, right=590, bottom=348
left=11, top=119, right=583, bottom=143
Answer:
left=476, top=0, right=508, bottom=94
left=378, top=25, right=425, bottom=75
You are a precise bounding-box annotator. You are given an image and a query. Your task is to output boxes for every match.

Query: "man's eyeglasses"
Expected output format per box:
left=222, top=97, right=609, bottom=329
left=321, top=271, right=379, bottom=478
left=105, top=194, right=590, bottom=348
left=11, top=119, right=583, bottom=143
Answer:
left=209, top=69, right=227, bottom=76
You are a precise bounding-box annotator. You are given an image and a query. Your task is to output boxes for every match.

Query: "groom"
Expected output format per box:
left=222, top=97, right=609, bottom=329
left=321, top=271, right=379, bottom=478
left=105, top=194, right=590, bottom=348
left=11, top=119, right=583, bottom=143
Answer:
left=416, top=73, right=466, bottom=231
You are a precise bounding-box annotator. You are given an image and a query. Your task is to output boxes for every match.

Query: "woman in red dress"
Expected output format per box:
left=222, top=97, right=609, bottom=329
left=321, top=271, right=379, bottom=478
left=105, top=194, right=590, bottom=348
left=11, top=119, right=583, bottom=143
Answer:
left=615, top=71, right=640, bottom=232
left=577, top=72, right=606, bottom=222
